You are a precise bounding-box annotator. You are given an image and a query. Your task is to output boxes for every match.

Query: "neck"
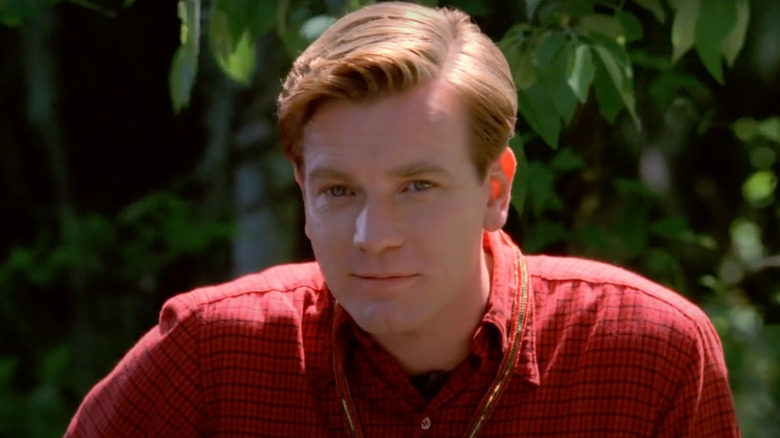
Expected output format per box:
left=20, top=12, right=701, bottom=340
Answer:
left=372, top=251, right=493, bottom=375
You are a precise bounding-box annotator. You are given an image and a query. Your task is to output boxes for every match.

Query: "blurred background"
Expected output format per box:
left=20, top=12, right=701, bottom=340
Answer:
left=0, top=0, right=778, bottom=436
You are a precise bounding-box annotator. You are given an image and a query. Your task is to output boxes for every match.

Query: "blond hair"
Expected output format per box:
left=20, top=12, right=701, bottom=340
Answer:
left=277, top=1, right=517, bottom=179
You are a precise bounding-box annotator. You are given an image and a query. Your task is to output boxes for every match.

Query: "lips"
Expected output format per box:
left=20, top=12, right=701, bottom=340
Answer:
left=350, top=273, right=419, bottom=291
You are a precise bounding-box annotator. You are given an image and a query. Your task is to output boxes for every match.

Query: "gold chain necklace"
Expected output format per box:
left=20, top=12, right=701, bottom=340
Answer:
left=332, top=240, right=529, bottom=438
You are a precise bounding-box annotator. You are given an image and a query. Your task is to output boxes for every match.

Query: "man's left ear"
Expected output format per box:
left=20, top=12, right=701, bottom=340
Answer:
left=483, top=147, right=516, bottom=231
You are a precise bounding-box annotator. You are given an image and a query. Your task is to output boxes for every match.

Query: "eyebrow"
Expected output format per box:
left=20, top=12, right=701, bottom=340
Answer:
left=306, top=162, right=452, bottom=181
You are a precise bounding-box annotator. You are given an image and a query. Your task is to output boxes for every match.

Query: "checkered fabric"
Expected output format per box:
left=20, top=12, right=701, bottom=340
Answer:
left=65, top=231, right=739, bottom=437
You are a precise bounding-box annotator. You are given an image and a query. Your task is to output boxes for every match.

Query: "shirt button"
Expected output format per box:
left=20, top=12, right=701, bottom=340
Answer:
left=421, top=417, right=432, bottom=430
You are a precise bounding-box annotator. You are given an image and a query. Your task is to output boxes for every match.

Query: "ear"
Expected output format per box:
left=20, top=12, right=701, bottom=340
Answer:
left=293, top=164, right=312, bottom=238
left=293, top=164, right=304, bottom=187
left=483, top=147, right=516, bottom=231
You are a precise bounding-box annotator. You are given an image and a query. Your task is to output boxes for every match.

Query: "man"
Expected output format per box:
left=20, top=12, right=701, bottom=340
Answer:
left=66, top=2, right=739, bottom=437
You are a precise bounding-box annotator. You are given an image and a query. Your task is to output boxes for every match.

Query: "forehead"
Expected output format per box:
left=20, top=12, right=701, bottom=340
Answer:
left=300, top=81, right=472, bottom=175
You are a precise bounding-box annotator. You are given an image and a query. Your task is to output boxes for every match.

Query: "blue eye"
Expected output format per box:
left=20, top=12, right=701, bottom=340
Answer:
left=408, top=180, right=433, bottom=192
left=326, top=186, right=349, bottom=197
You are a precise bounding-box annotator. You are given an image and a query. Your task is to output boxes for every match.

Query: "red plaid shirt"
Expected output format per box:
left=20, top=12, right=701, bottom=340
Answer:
left=66, top=231, right=738, bottom=437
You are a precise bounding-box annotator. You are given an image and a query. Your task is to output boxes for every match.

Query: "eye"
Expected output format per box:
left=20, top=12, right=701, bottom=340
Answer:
left=325, top=185, right=350, bottom=197
left=407, top=180, right=434, bottom=192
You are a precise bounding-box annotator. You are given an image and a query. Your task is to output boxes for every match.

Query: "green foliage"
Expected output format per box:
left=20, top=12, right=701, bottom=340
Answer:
left=0, top=192, right=233, bottom=434
left=170, top=0, right=201, bottom=113
left=0, top=0, right=62, bottom=26
left=2, top=0, right=777, bottom=435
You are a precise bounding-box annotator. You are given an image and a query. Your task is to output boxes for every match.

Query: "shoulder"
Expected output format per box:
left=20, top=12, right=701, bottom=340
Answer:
left=159, top=261, right=328, bottom=330
left=526, top=255, right=719, bottom=353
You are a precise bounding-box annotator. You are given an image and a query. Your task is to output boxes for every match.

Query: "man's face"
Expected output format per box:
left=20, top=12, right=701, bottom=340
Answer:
left=298, top=80, right=511, bottom=337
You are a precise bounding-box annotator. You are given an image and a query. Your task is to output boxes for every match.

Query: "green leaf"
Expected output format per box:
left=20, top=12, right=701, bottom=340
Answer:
left=593, top=60, right=623, bottom=122
left=215, top=0, right=250, bottom=45
left=517, top=84, right=562, bottom=148
left=590, top=35, right=640, bottom=128
left=525, top=0, right=544, bottom=20
left=733, top=117, right=780, bottom=144
left=535, top=32, right=578, bottom=126
left=300, top=15, right=336, bottom=42
left=650, top=217, right=689, bottom=239
left=503, top=40, right=537, bottom=90
left=567, top=44, right=595, bottom=103
left=614, top=178, right=656, bottom=198
left=615, top=200, right=649, bottom=257
left=209, top=7, right=256, bottom=85
left=37, top=344, right=72, bottom=386
left=550, top=147, right=585, bottom=172
left=671, top=0, right=700, bottom=62
left=634, top=0, right=666, bottom=23
left=576, top=14, right=624, bottom=40
left=616, top=11, right=643, bottom=42
left=743, top=171, right=777, bottom=207
left=124, top=0, right=138, bottom=7
left=498, top=24, right=535, bottom=88
left=169, top=48, right=196, bottom=113
left=694, top=0, right=736, bottom=84
left=247, top=0, right=278, bottom=38
left=526, top=161, right=564, bottom=215
left=170, top=0, right=201, bottom=113
left=524, top=221, right=568, bottom=253
left=721, top=0, right=749, bottom=67
left=509, top=136, right=527, bottom=216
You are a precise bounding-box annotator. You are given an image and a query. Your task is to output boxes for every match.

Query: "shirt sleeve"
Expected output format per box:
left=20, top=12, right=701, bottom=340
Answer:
left=65, top=293, right=206, bottom=437
left=654, top=315, right=740, bottom=437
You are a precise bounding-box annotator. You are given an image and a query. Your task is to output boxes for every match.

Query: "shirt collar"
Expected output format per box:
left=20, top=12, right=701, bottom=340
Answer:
left=332, top=230, right=539, bottom=385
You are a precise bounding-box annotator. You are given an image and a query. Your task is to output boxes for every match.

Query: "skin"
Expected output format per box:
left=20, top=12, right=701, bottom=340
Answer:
left=296, top=80, right=516, bottom=374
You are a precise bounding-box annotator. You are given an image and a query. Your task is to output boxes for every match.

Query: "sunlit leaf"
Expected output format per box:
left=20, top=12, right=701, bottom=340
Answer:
left=170, top=0, right=201, bottom=113
left=218, top=35, right=255, bottom=85
left=671, top=0, right=700, bottom=62
left=743, top=171, right=777, bottom=207
left=694, top=0, right=736, bottom=84
left=634, top=0, right=665, bottom=23
left=567, top=44, right=595, bottom=103
left=721, top=0, right=749, bottom=67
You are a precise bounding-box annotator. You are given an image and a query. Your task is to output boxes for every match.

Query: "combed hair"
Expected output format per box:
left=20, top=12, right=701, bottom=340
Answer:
left=277, top=1, right=517, bottom=179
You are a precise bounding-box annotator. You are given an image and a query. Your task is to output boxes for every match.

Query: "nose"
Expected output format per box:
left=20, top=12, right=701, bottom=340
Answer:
left=353, top=197, right=404, bottom=254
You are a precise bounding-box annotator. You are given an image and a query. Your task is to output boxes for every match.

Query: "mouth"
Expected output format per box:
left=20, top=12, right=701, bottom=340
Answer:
left=350, top=273, right=419, bottom=290
left=352, top=274, right=418, bottom=280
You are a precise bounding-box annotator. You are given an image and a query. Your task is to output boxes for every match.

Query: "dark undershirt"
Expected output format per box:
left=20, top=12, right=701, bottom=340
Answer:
left=409, top=371, right=450, bottom=401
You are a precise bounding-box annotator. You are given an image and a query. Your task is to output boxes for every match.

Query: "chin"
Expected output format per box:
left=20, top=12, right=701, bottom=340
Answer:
left=353, top=307, right=422, bottom=336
